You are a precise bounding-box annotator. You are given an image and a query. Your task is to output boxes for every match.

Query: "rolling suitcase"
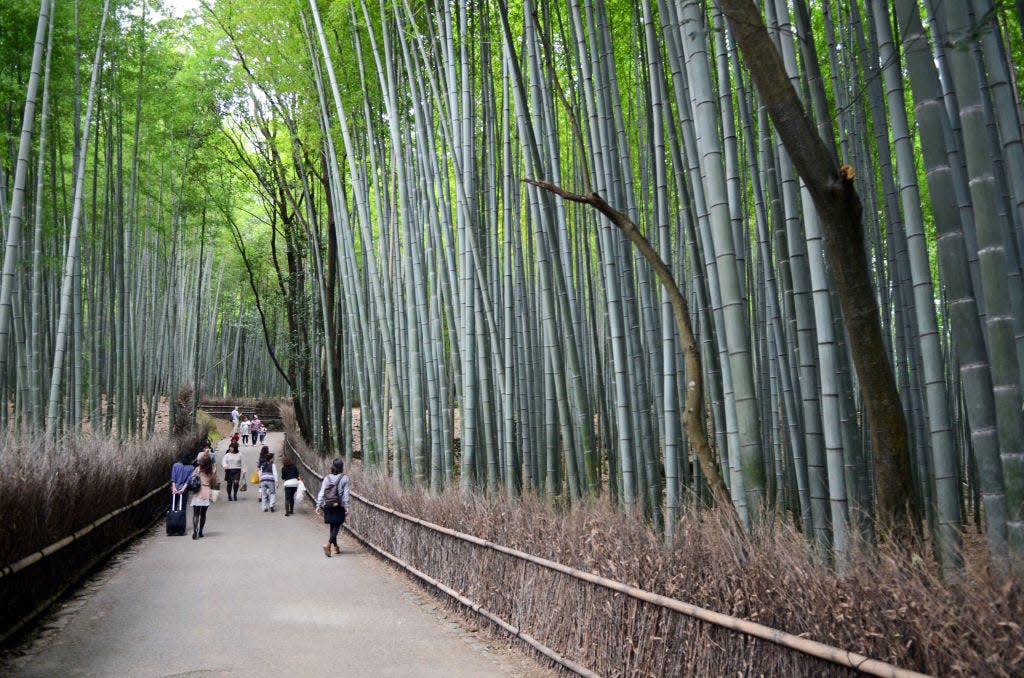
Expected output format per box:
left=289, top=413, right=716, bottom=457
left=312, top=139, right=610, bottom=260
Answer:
left=166, top=493, right=187, bottom=536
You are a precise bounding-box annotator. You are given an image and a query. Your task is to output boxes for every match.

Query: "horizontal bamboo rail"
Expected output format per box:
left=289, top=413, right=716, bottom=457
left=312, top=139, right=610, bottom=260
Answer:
left=347, top=520, right=601, bottom=678
left=0, top=482, right=168, bottom=645
left=0, top=483, right=166, bottom=579
left=287, top=441, right=929, bottom=677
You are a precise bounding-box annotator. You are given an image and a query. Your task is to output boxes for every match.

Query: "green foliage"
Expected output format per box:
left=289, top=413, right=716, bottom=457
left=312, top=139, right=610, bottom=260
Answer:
left=0, top=1, right=37, bottom=103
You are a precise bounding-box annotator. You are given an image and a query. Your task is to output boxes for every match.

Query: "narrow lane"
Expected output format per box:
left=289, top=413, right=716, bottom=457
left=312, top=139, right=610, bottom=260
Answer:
left=4, top=433, right=549, bottom=677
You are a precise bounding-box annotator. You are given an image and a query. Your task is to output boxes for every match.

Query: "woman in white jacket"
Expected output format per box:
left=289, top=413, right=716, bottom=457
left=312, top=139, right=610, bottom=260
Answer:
left=221, top=442, right=244, bottom=501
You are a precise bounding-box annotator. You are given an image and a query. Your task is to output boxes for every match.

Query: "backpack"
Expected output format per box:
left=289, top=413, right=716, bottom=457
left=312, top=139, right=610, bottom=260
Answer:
left=323, top=475, right=343, bottom=508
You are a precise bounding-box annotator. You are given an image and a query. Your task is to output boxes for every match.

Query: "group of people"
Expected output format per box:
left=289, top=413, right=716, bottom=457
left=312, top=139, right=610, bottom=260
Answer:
left=230, top=405, right=267, bottom=446
left=169, top=433, right=350, bottom=556
left=169, top=443, right=217, bottom=539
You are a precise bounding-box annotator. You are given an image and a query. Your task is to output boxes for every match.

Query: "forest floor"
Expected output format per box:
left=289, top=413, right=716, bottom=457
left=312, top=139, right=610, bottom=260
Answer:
left=0, top=432, right=552, bottom=678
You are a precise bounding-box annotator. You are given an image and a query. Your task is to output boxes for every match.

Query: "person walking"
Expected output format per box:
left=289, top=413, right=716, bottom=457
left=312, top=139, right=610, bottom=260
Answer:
left=198, top=441, right=216, bottom=466
left=315, top=458, right=350, bottom=557
left=170, top=449, right=195, bottom=505
left=190, top=453, right=217, bottom=539
left=230, top=405, right=240, bottom=434
left=258, top=447, right=278, bottom=512
left=240, top=418, right=251, bottom=446
left=281, top=455, right=302, bottom=516
left=256, top=446, right=269, bottom=507
left=222, top=442, right=244, bottom=501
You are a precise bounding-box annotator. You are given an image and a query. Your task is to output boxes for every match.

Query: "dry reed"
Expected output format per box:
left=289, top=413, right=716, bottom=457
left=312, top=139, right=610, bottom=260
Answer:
left=278, top=404, right=1021, bottom=676
left=344, top=471, right=1022, bottom=677
left=0, top=427, right=206, bottom=643
left=0, top=431, right=205, bottom=565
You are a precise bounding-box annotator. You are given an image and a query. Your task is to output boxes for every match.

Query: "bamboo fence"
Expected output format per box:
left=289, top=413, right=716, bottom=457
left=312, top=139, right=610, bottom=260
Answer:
left=288, top=440, right=928, bottom=677
left=0, top=483, right=169, bottom=645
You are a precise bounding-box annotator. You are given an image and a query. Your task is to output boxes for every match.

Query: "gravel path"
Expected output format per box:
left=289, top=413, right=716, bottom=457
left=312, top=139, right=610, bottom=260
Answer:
left=2, top=433, right=551, bottom=678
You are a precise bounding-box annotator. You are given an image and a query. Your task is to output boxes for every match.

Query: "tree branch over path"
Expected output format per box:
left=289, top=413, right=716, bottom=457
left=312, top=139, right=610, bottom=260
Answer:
left=220, top=204, right=293, bottom=390
left=523, top=178, right=735, bottom=516
left=718, top=0, right=917, bottom=535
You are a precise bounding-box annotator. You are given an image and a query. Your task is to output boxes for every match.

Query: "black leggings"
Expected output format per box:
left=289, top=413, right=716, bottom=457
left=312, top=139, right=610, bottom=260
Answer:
left=225, top=469, right=241, bottom=499
left=284, top=486, right=297, bottom=513
left=328, top=522, right=342, bottom=547
left=192, top=506, right=208, bottom=535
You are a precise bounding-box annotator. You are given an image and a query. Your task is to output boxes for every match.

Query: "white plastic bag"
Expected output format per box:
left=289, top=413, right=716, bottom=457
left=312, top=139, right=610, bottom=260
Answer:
left=295, top=480, right=306, bottom=504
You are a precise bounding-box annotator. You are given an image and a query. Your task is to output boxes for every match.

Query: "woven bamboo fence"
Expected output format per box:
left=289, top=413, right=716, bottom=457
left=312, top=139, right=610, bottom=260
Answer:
left=0, top=429, right=207, bottom=646
left=0, top=483, right=169, bottom=645
left=287, top=440, right=926, bottom=678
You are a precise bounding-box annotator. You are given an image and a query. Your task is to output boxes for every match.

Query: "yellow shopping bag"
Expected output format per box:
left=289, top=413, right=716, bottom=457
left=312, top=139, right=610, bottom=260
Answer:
left=250, top=470, right=260, bottom=485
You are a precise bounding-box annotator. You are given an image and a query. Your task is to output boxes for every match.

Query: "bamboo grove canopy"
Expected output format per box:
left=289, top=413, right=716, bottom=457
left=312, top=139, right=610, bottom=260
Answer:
left=1, top=0, right=1023, bottom=572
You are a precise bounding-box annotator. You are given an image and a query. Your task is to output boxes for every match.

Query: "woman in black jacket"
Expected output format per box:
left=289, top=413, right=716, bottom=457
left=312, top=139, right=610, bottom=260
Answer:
left=280, top=455, right=302, bottom=515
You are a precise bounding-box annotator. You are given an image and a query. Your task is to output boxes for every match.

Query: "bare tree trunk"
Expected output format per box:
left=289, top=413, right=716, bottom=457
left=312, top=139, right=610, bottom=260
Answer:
left=524, top=178, right=735, bottom=516
left=718, top=0, right=918, bottom=536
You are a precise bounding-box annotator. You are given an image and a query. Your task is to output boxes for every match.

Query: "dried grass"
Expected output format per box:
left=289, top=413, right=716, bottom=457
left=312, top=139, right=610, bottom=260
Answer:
left=279, top=404, right=1022, bottom=675
left=344, top=472, right=1024, bottom=677
left=0, top=427, right=207, bottom=643
left=0, top=430, right=206, bottom=565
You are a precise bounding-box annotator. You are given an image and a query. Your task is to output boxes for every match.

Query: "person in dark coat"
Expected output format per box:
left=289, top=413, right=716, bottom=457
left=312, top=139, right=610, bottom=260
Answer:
left=281, top=455, right=302, bottom=516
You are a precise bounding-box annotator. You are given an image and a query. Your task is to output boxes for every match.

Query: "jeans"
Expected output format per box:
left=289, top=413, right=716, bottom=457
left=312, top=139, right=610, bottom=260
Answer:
left=260, top=480, right=276, bottom=510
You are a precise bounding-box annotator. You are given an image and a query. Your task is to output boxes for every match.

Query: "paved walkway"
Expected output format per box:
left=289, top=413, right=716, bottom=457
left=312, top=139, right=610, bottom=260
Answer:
left=3, top=433, right=550, bottom=678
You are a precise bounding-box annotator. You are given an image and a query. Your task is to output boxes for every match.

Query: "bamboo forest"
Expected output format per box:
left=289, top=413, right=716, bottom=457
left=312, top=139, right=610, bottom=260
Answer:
left=4, top=0, right=1024, bottom=600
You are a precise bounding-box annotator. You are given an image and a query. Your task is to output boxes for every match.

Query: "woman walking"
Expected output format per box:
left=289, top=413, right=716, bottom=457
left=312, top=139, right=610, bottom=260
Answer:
left=315, top=458, right=350, bottom=557
left=258, top=447, right=278, bottom=512
left=240, top=418, right=251, bottom=445
left=190, top=454, right=217, bottom=539
left=281, top=455, right=301, bottom=515
left=222, top=442, right=244, bottom=501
